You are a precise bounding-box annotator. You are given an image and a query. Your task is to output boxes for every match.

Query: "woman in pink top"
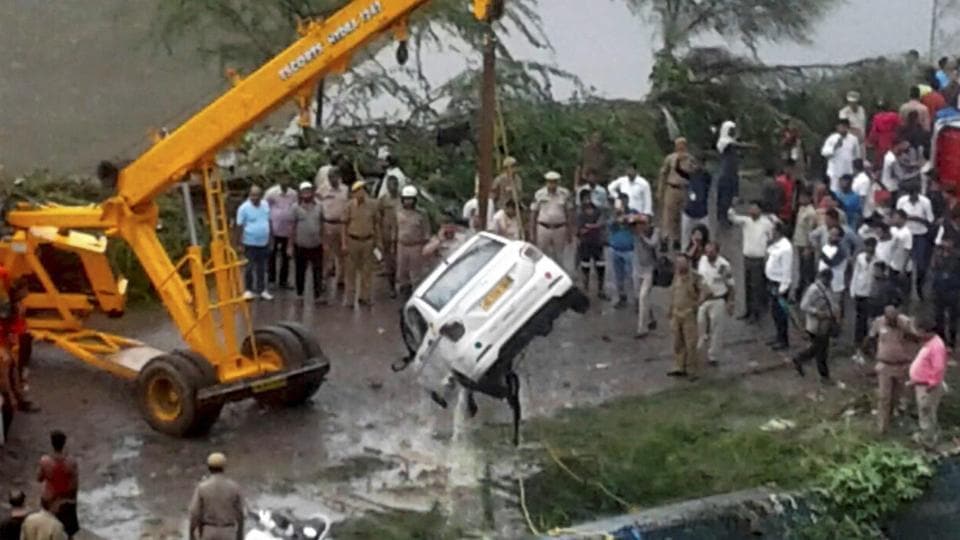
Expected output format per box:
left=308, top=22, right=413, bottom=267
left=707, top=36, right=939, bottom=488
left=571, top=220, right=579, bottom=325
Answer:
left=909, top=318, right=949, bottom=446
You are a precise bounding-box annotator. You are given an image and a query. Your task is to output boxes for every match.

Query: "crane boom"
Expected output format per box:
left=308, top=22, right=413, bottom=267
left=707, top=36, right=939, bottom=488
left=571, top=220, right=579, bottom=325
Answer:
left=119, top=0, right=430, bottom=208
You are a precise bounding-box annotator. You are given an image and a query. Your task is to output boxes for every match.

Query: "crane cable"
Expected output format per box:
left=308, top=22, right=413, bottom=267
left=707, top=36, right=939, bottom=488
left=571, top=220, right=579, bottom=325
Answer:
left=493, top=95, right=526, bottom=240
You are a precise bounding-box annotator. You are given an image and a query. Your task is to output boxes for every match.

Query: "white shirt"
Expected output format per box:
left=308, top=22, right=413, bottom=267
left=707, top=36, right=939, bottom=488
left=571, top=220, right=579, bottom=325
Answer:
left=489, top=209, right=521, bottom=240
left=608, top=175, right=653, bottom=216
left=377, top=166, right=409, bottom=199
left=838, top=105, right=867, bottom=137
left=888, top=226, right=914, bottom=273
left=818, top=243, right=848, bottom=293
left=697, top=255, right=734, bottom=298
left=765, top=237, right=794, bottom=293
left=896, top=195, right=934, bottom=236
left=728, top=210, right=776, bottom=258
left=851, top=171, right=873, bottom=217
left=462, top=198, right=496, bottom=232
left=880, top=151, right=900, bottom=192
left=849, top=252, right=876, bottom=298
left=821, top=132, right=861, bottom=191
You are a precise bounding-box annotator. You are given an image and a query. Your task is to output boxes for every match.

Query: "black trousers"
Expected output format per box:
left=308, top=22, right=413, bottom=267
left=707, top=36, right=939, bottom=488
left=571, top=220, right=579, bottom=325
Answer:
left=744, top=257, right=767, bottom=318
left=294, top=245, right=324, bottom=298
left=1, top=397, right=12, bottom=440
left=854, top=296, right=871, bottom=346
left=796, top=332, right=831, bottom=378
left=796, top=248, right=816, bottom=302
left=769, top=286, right=789, bottom=346
left=269, top=236, right=291, bottom=287
left=935, top=290, right=960, bottom=348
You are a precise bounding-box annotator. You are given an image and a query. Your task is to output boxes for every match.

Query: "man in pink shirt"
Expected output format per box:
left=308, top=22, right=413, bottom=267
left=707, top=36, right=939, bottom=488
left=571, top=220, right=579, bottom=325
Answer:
left=909, top=318, right=949, bottom=446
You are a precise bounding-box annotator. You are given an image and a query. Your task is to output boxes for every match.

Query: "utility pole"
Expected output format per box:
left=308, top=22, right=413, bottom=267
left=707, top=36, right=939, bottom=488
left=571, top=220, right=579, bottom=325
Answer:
left=477, top=25, right=496, bottom=230
left=930, top=0, right=940, bottom=62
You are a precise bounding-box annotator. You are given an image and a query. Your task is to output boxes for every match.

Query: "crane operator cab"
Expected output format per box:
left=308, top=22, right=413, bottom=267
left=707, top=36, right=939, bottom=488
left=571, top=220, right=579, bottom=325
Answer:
left=394, top=232, right=589, bottom=444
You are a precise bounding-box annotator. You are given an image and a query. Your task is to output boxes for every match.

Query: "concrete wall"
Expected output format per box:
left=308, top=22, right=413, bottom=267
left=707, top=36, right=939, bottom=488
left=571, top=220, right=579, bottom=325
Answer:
left=0, top=0, right=223, bottom=175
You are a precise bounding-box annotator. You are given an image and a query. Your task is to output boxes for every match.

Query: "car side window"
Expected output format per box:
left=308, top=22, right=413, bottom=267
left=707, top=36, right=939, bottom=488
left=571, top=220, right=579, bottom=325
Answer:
left=422, top=237, right=504, bottom=310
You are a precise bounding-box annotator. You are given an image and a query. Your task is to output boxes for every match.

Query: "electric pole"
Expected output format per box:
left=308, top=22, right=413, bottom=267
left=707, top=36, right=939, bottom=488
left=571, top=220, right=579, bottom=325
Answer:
left=930, top=0, right=940, bottom=62
left=477, top=25, right=497, bottom=231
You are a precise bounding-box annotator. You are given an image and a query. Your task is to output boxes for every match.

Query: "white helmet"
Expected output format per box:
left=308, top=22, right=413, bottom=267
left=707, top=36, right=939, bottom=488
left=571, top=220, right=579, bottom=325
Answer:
left=401, top=185, right=418, bottom=198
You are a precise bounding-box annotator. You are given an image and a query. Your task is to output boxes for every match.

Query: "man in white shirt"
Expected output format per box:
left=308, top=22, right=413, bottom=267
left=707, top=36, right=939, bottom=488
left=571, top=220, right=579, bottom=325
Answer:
left=608, top=164, right=652, bottom=216
left=821, top=119, right=862, bottom=192
left=850, top=159, right=874, bottom=219
left=850, top=237, right=877, bottom=347
left=728, top=201, right=776, bottom=322
left=888, top=211, right=915, bottom=303
left=838, top=91, right=867, bottom=141
left=490, top=200, right=522, bottom=240
left=765, top=223, right=794, bottom=350
left=880, top=141, right=910, bottom=194
left=896, top=189, right=935, bottom=299
left=462, top=196, right=496, bottom=233
left=697, top=242, right=735, bottom=366
left=377, top=155, right=409, bottom=199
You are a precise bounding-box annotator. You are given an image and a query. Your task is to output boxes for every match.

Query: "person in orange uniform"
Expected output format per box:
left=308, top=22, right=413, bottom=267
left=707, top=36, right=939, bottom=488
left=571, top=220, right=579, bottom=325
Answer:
left=342, top=181, right=382, bottom=308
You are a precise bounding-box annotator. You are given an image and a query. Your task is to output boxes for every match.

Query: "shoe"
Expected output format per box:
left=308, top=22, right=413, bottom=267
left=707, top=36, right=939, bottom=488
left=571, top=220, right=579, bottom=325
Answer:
left=792, top=357, right=805, bottom=377
left=614, top=297, right=627, bottom=309
left=242, top=290, right=256, bottom=301
left=819, top=376, right=832, bottom=386
left=648, top=320, right=657, bottom=331
left=598, top=291, right=610, bottom=301
left=771, top=342, right=789, bottom=351
left=708, top=360, right=719, bottom=367
left=667, top=370, right=687, bottom=377
left=260, top=291, right=274, bottom=301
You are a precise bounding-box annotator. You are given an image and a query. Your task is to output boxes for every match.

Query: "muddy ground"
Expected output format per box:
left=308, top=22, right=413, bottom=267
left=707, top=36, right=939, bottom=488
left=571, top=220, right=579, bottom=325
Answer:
left=0, top=222, right=854, bottom=539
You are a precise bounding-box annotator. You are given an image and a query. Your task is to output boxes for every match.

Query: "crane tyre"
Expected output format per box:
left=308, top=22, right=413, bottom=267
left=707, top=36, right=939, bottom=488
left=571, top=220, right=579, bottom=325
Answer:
left=136, top=354, right=209, bottom=437
left=242, top=326, right=316, bottom=408
left=275, top=321, right=329, bottom=399
left=172, top=350, right=224, bottom=434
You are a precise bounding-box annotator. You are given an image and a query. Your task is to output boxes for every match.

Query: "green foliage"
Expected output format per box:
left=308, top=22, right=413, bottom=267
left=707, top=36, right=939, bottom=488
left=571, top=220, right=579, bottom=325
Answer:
left=790, top=443, right=934, bottom=539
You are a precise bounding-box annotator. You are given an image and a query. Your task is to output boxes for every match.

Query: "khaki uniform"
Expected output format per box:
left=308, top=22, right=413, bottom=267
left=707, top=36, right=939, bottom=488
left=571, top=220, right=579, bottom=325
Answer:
left=871, top=315, right=919, bottom=434
left=318, top=183, right=349, bottom=291
left=669, top=271, right=702, bottom=375
left=657, top=152, right=695, bottom=247
left=532, top=187, right=573, bottom=265
left=188, top=474, right=244, bottom=540
left=343, top=198, right=381, bottom=304
left=396, top=207, right=431, bottom=291
left=493, top=172, right=524, bottom=209
left=378, top=195, right=399, bottom=290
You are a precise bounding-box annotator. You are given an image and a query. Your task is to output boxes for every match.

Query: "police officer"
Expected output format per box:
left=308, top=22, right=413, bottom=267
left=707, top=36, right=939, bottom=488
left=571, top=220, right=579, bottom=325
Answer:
left=318, top=169, right=349, bottom=302
left=379, top=176, right=401, bottom=298
left=342, top=181, right=381, bottom=308
left=396, top=186, right=431, bottom=298
left=531, top=171, right=573, bottom=266
left=188, top=452, right=244, bottom=540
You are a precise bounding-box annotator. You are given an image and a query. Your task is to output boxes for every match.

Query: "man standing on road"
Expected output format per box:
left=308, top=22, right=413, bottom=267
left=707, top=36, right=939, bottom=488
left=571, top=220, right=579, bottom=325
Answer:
left=909, top=318, right=949, bottom=447
left=728, top=201, right=776, bottom=323
left=264, top=178, right=298, bottom=291
left=395, top=186, right=430, bottom=298
left=576, top=192, right=607, bottom=299
left=378, top=176, right=401, bottom=298
left=793, top=189, right=818, bottom=302
left=681, top=164, right=711, bottom=248
left=575, top=168, right=609, bottom=213
left=607, top=195, right=636, bottom=309
left=633, top=214, right=660, bottom=338
left=657, top=137, right=696, bottom=251
left=888, top=210, right=915, bottom=304
left=870, top=305, right=920, bottom=435
left=839, top=90, right=867, bottom=141
left=531, top=171, right=573, bottom=266
left=608, top=164, right=653, bottom=216
left=236, top=186, right=272, bottom=301
left=188, top=452, right=245, bottom=540
left=318, top=169, right=349, bottom=302
left=668, top=253, right=702, bottom=380
left=288, top=182, right=324, bottom=303
left=36, top=430, right=78, bottom=538
left=896, top=188, right=934, bottom=300
left=821, top=119, right=861, bottom=192
left=766, top=223, right=794, bottom=351
left=850, top=237, right=878, bottom=350
left=697, top=242, right=734, bottom=366
left=342, top=182, right=381, bottom=308
left=793, top=269, right=839, bottom=383
left=491, top=200, right=522, bottom=241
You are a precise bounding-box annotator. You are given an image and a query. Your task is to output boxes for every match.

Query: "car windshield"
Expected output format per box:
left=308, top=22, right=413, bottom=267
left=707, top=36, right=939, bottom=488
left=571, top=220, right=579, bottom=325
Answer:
left=422, top=236, right=505, bottom=310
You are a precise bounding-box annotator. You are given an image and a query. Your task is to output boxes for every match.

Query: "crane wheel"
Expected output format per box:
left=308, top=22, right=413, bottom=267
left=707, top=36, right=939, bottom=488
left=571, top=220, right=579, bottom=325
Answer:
left=172, top=350, right=224, bottom=434
left=275, top=321, right=330, bottom=401
left=242, top=326, right=316, bottom=408
left=136, top=354, right=211, bottom=437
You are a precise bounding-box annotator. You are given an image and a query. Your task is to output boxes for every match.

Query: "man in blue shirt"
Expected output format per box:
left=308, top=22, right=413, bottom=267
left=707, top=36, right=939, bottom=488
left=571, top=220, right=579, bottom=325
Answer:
left=608, top=194, right=636, bottom=309
left=236, top=185, right=273, bottom=300
left=834, top=174, right=863, bottom=229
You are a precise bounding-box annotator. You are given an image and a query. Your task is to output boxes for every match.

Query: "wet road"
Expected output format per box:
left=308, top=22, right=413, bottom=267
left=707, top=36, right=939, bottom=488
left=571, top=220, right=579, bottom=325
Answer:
left=0, top=220, right=794, bottom=539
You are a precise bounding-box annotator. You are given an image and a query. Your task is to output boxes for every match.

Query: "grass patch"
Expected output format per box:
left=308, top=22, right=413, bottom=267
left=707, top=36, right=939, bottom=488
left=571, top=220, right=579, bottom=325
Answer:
left=518, top=380, right=871, bottom=530
left=334, top=507, right=464, bottom=540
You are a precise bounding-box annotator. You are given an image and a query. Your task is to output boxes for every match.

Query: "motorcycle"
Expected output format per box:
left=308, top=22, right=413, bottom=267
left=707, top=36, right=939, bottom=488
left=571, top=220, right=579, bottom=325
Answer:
left=243, top=509, right=330, bottom=540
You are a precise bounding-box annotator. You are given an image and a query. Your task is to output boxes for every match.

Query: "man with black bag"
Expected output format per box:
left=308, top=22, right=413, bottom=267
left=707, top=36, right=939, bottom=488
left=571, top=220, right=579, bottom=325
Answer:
left=793, top=269, right=840, bottom=384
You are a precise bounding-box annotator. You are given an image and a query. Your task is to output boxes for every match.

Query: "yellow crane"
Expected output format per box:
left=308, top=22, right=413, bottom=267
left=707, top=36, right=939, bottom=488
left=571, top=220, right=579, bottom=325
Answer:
left=1, top=0, right=502, bottom=436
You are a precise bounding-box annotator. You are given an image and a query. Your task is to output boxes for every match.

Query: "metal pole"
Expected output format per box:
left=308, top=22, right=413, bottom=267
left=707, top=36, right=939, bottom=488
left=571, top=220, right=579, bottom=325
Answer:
left=477, top=24, right=497, bottom=231
left=180, top=182, right=199, bottom=247
left=930, top=0, right=940, bottom=62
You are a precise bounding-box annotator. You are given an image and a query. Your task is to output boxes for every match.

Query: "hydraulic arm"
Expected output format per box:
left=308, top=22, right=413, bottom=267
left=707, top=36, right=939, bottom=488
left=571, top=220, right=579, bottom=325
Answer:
left=1, top=0, right=500, bottom=436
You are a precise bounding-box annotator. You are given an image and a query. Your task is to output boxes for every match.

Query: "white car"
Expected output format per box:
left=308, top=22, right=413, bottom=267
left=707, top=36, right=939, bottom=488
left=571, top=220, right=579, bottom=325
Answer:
left=397, top=232, right=588, bottom=443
